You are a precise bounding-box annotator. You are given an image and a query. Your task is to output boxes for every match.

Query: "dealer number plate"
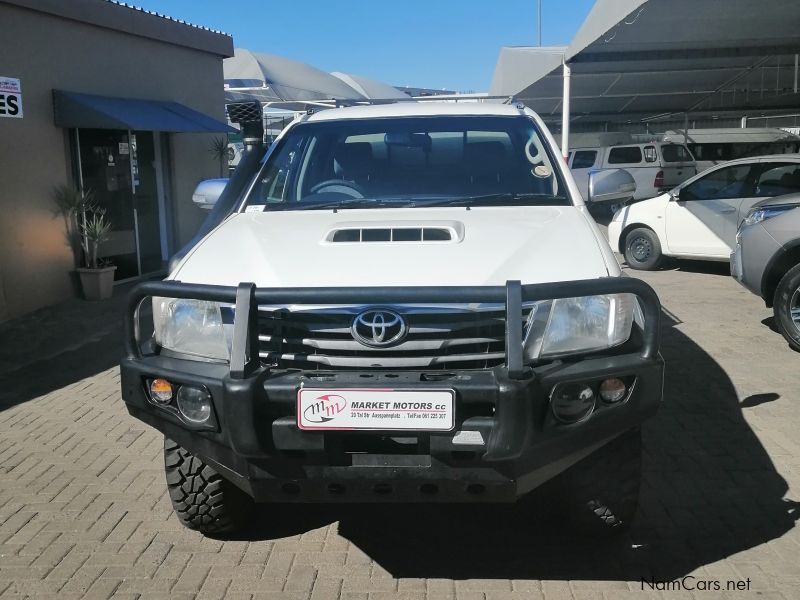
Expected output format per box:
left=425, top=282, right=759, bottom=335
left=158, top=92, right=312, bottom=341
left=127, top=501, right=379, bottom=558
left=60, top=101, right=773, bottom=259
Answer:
left=297, top=388, right=455, bottom=431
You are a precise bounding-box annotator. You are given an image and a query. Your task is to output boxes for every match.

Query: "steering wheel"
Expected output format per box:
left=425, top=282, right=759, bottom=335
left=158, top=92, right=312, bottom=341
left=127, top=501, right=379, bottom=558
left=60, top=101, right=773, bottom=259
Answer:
left=309, top=179, right=366, bottom=198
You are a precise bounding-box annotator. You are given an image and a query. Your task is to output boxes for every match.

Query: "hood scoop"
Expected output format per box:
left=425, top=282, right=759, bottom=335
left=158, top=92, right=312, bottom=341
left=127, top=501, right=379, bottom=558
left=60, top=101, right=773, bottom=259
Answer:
left=325, top=220, right=464, bottom=244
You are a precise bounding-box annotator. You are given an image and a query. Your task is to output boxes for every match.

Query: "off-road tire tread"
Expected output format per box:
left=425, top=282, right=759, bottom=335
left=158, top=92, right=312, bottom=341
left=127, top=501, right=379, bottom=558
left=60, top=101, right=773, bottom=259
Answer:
left=164, top=437, right=251, bottom=534
left=559, top=428, right=641, bottom=537
left=773, top=263, right=800, bottom=352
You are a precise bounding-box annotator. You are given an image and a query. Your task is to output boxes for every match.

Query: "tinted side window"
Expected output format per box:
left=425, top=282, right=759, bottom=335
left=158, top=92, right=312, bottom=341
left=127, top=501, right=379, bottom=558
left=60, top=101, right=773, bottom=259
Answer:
left=661, top=144, right=693, bottom=162
left=571, top=150, right=597, bottom=169
left=643, top=146, right=657, bottom=163
left=754, top=163, right=800, bottom=197
left=608, top=146, right=643, bottom=164
left=681, top=165, right=753, bottom=200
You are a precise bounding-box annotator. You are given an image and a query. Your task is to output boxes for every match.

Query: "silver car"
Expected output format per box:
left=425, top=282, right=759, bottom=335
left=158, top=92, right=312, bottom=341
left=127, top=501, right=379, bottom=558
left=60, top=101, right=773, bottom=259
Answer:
left=733, top=192, right=800, bottom=350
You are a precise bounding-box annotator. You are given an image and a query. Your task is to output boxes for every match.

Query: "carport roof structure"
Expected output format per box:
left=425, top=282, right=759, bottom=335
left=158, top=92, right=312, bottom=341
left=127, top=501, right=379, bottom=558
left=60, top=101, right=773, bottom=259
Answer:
left=223, top=48, right=408, bottom=110
left=490, top=0, right=800, bottom=128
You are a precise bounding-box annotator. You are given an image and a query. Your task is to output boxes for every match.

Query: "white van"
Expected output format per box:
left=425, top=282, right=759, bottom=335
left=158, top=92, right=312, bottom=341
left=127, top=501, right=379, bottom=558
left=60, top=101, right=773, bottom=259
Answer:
left=568, top=135, right=697, bottom=202
left=662, top=128, right=800, bottom=173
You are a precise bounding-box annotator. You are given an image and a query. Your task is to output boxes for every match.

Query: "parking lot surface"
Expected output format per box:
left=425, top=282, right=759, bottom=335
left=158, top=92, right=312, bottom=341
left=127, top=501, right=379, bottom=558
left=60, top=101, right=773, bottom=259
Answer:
left=1, top=262, right=799, bottom=599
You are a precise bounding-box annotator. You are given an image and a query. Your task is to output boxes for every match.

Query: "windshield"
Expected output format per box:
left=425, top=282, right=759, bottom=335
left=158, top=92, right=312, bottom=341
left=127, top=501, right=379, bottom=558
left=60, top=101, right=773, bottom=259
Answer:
left=242, top=115, right=569, bottom=211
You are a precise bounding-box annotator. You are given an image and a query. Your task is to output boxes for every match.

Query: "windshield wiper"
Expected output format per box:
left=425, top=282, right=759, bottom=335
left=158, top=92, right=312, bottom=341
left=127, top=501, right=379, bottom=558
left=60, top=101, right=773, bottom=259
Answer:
left=416, top=192, right=568, bottom=207
left=262, top=193, right=567, bottom=212
left=272, top=198, right=418, bottom=211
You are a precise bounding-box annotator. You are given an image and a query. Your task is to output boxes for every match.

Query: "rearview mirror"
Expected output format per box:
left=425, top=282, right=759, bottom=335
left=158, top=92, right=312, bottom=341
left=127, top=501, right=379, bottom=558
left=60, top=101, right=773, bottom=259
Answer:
left=587, top=169, right=636, bottom=204
left=384, top=132, right=432, bottom=149
left=191, top=178, right=229, bottom=211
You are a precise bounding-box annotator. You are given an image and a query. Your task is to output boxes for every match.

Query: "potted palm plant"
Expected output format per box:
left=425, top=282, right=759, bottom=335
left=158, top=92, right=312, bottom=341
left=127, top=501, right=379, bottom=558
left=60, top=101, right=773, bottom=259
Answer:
left=209, top=135, right=230, bottom=177
left=76, top=210, right=115, bottom=300
left=53, top=185, right=116, bottom=300
left=53, top=184, right=92, bottom=276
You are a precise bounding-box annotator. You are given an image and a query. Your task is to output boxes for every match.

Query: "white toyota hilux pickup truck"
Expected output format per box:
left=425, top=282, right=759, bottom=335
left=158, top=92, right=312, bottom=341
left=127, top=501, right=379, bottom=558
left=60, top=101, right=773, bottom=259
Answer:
left=121, top=101, right=663, bottom=537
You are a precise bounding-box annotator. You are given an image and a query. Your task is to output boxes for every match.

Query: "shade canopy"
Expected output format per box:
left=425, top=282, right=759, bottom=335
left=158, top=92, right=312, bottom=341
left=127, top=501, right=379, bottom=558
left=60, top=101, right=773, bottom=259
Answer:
left=53, top=90, right=234, bottom=132
left=224, top=48, right=366, bottom=104
left=330, top=72, right=408, bottom=100
left=490, top=0, right=800, bottom=127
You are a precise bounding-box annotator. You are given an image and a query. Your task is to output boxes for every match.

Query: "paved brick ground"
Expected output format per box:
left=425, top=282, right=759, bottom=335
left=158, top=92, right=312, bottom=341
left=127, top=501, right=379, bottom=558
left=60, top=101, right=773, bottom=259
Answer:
left=1, top=262, right=799, bottom=599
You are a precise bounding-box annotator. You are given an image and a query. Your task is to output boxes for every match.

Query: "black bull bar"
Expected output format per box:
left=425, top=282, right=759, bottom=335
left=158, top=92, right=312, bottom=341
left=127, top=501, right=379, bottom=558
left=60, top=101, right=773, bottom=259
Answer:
left=124, top=277, right=661, bottom=376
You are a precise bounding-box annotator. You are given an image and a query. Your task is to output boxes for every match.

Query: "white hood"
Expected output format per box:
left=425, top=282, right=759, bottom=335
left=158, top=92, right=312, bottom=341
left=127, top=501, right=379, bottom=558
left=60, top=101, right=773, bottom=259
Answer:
left=172, top=206, right=612, bottom=288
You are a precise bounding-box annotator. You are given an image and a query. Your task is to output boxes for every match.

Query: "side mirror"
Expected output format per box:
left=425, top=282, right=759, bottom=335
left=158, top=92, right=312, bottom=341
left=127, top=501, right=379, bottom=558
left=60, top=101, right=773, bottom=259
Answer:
left=587, top=169, right=636, bottom=204
left=191, top=178, right=229, bottom=211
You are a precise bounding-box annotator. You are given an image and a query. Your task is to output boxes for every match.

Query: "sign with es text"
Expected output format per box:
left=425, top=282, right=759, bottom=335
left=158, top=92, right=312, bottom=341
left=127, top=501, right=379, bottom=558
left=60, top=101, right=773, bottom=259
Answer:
left=0, top=77, right=23, bottom=118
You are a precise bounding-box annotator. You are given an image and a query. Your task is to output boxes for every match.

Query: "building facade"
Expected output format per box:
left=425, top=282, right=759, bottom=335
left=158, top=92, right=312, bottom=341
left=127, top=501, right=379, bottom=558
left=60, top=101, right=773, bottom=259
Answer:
left=0, top=0, right=234, bottom=321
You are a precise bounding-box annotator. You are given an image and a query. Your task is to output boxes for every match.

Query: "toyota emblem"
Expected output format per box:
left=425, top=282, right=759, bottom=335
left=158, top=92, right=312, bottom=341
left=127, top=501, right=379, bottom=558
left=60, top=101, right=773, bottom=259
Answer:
left=351, top=309, right=407, bottom=347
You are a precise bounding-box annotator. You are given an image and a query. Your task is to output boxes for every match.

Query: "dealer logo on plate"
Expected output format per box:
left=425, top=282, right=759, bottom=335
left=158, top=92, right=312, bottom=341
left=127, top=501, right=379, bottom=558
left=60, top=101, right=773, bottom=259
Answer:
left=302, top=394, right=347, bottom=424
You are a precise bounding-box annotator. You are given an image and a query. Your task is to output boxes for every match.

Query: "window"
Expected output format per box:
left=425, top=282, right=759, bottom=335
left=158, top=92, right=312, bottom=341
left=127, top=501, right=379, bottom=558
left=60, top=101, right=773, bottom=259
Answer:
left=571, top=150, right=597, bottom=169
left=643, top=146, right=657, bottom=163
left=691, top=144, right=731, bottom=162
left=680, top=164, right=753, bottom=200
left=243, top=115, right=569, bottom=211
left=255, top=134, right=306, bottom=203
left=661, top=144, right=693, bottom=163
left=754, top=163, right=800, bottom=197
left=608, top=146, right=643, bottom=164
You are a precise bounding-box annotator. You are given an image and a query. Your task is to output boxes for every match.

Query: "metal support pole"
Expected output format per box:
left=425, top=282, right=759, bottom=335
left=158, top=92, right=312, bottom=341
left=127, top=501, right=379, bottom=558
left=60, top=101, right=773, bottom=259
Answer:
left=794, top=54, right=798, bottom=94
left=683, top=112, right=689, bottom=145
left=561, top=60, right=571, bottom=160
left=537, top=0, right=542, bottom=47
left=741, top=116, right=748, bottom=129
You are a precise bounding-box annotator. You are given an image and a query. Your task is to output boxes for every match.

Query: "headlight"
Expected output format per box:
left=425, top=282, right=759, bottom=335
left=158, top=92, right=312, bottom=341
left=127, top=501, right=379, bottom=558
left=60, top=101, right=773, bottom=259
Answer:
left=525, top=294, right=636, bottom=360
left=152, top=297, right=233, bottom=362
left=742, top=204, right=798, bottom=227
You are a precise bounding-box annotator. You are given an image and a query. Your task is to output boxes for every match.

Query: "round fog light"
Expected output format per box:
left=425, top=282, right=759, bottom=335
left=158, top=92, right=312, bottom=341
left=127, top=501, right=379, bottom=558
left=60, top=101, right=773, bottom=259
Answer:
left=599, top=378, right=627, bottom=404
left=149, top=379, right=173, bottom=404
left=551, top=383, right=595, bottom=424
left=177, top=386, right=212, bottom=423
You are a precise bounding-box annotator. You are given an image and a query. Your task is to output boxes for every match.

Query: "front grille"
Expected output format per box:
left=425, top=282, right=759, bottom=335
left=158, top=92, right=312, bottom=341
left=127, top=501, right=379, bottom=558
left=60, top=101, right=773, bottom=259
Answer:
left=257, top=305, right=534, bottom=370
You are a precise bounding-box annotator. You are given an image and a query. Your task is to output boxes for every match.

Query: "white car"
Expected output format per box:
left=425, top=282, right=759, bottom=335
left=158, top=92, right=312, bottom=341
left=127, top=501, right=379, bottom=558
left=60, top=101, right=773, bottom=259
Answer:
left=608, top=155, right=800, bottom=270
left=120, top=101, right=664, bottom=538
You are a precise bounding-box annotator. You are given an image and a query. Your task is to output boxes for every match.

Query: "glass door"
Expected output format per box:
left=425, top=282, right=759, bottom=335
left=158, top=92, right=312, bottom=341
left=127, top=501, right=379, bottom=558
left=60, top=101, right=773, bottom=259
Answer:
left=77, top=129, right=138, bottom=280
left=75, top=129, right=165, bottom=280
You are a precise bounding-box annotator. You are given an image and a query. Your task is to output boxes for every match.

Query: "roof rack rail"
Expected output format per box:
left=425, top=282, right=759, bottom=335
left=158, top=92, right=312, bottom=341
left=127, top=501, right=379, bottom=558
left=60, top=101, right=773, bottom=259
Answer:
left=226, top=95, right=527, bottom=116
left=411, top=94, right=520, bottom=104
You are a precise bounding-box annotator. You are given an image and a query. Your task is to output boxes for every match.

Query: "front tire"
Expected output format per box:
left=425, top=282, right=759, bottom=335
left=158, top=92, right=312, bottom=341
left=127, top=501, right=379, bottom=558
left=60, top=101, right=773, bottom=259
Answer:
left=164, top=437, right=253, bottom=534
left=773, top=263, right=800, bottom=352
left=557, top=428, right=642, bottom=537
left=624, top=227, right=662, bottom=270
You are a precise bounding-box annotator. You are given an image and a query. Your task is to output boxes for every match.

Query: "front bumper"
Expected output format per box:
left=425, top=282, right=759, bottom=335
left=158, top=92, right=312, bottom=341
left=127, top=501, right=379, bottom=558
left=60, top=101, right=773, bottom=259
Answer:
left=121, top=279, right=664, bottom=503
